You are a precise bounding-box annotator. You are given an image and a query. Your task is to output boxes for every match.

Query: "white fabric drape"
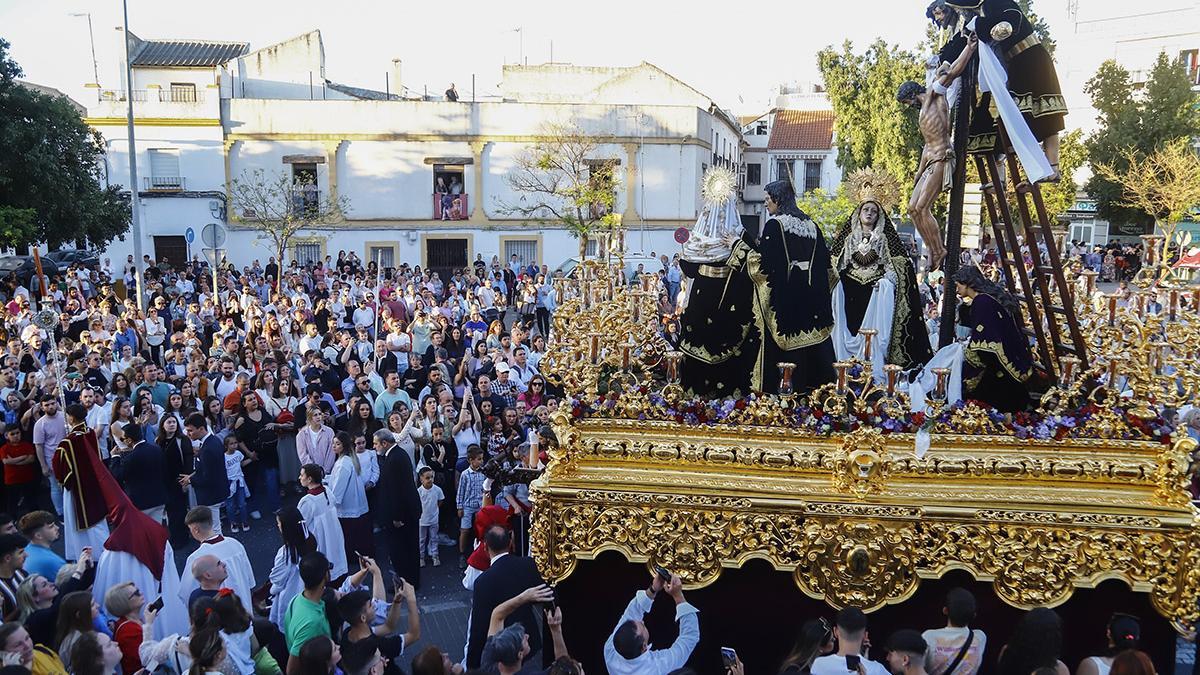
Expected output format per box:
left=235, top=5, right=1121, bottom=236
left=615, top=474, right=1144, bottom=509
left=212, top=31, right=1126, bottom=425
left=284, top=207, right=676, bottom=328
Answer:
left=94, top=543, right=189, bottom=638
left=907, top=342, right=966, bottom=459
left=63, top=495, right=110, bottom=562
left=832, top=277, right=896, bottom=385
left=970, top=17, right=1054, bottom=182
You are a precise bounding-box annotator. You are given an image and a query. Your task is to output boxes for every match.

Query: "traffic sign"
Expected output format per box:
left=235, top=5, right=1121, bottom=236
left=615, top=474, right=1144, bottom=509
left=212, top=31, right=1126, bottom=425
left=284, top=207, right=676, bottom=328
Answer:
left=185, top=227, right=195, bottom=244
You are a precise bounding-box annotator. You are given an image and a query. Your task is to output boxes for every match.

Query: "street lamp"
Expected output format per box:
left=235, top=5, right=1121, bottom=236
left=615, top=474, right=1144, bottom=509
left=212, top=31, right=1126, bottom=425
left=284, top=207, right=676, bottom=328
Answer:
left=119, top=0, right=146, bottom=311
left=68, top=12, right=100, bottom=86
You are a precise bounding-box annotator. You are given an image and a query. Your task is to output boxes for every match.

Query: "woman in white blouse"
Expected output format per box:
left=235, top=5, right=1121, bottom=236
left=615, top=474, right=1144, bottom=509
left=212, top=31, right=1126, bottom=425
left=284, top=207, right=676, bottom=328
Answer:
left=267, top=505, right=316, bottom=631
left=329, top=432, right=372, bottom=563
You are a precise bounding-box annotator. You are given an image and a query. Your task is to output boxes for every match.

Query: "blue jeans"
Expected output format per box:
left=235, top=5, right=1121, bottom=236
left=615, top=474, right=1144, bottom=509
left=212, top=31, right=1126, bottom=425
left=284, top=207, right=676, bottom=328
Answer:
left=225, top=485, right=248, bottom=524
left=48, top=478, right=64, bottom=516
left=254, top=467, right=280, bottom=514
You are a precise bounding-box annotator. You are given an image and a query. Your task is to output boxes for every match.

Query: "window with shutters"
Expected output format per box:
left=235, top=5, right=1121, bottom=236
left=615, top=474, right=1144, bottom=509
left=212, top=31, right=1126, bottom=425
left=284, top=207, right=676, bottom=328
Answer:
left=367, top=245, right=395, bottom=269
left=746, top=163, right=762, bottom=186
left=168, top=83, right=197, bottom=102
left=294, top=242, right=322, bottom=266
left=776, top=160, right=791, bottom=183
left=804, top=160, right=822, bottom=193
left=503, top=240, right=539, bottom=268
left=147, top=148, right=182, bottom=190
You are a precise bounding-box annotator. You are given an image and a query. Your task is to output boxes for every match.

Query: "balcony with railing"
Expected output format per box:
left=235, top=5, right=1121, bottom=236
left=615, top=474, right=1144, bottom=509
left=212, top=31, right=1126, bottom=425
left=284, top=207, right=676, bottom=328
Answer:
left=142, top=176, right=186, bottom=191
left=291, top=186, right=322, bottom=217
left=91, top=88, right=215, bottom=121
left=434, top=192, right=469, bottom=220
left=98, top=89, right=207, bottom=103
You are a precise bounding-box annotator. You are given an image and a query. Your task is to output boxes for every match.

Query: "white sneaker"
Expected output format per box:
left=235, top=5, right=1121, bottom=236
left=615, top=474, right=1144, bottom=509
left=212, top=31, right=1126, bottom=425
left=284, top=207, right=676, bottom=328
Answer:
left=432, top=557, right=441, bottom=567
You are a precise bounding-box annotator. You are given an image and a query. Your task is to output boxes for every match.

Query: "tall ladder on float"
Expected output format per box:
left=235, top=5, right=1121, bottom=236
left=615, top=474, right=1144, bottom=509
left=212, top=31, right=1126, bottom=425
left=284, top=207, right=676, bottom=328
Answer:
left=973, top=124, right=1090, bottom=379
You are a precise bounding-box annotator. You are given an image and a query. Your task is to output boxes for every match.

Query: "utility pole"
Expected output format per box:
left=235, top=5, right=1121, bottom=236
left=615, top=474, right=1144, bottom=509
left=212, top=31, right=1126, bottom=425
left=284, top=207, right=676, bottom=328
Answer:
left=122, top=0, right=146, bottom=310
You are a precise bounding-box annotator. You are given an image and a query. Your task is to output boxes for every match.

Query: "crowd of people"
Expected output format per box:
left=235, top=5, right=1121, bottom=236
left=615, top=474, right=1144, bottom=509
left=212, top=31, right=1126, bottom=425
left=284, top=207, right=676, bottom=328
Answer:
left=0, top=244, right=1187, bottom=675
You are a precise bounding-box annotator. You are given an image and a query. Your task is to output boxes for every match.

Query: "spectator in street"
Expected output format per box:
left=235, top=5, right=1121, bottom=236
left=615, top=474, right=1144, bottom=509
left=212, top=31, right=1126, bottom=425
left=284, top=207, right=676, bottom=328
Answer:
left=1076, top=613, right=1142, bottom=675
left=465, top=525, right=546, bottom=669
left=604, top=570, right=699, bottom=674
left=922, top=588, right=986, bottom=675
left=810, top=608, right=889, bottom=675
left=778, top=618, right=834, bottom=674
left=998, top=608, right=1069, bottom=675
left=16, top=511, right=65, bottom=580
left=886, top=630, right=930, bottom=675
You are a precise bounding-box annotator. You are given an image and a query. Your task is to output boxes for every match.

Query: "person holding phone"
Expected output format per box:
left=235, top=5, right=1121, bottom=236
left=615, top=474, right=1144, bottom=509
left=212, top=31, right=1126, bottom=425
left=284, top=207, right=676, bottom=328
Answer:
left=810, top=608, right=889, bottom=675
left=604, top=569, right=700, bottom=674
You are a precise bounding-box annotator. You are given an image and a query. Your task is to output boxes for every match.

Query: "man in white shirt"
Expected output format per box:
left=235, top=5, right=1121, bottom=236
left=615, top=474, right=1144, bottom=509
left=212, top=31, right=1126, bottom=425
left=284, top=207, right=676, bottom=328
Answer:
left=811, top=608, right=890, bottom=675
left=353, top=297, right=376, bottom=339
left=604, top=572, right=699, bottom=675
left=177, top=507, right=255, bottom=613
left=81, top=388, right=110, bottom=460
left=885, top=631, right=931, bottom=675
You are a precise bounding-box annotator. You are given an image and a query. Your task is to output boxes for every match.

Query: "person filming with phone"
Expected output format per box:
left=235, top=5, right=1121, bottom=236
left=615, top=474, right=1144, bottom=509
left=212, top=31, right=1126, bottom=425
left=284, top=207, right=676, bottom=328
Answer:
left=810, top=607, right=890, bottom=675
left=604, top=567, right=700, bottom=674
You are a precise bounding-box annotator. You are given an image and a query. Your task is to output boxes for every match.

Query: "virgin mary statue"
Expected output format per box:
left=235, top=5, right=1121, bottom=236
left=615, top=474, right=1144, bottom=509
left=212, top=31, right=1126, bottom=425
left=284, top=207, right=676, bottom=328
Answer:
left=830, top=169, right=933, bottom=374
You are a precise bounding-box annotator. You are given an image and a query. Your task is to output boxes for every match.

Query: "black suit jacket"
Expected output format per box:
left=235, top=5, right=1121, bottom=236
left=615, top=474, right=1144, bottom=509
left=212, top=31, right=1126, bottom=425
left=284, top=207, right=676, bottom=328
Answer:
left=466, top=554, right=546, bottom=668
left=374, top=445, right=420, bottom=528
left=161, top=435, right=194, bottom=505
left=191, top=434, right=228, bottom=506
left=111, top=441, right=168, bottom=510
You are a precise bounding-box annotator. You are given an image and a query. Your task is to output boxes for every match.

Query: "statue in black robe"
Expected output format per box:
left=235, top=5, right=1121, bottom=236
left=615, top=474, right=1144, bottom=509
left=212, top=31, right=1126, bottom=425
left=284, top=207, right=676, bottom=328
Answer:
left=728, top=180, right=836, bottom=394
left=677, top=182, right=756, bottom=397
left=953, top=265, right=1033, bottom=411
left=941, top=0, right=1068, bottom=175
left=830, top=199, right=933, bottom=370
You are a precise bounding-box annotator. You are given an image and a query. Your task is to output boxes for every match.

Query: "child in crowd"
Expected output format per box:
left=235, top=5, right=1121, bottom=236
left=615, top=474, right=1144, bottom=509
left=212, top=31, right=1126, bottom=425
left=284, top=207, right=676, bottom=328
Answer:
left=0, top=427, right=38, bottom=516
left=417, top=467, right=444, bottom=567
left=457, top=446, right=486, bottom=570
left=223, top=435, right=251, bottom=533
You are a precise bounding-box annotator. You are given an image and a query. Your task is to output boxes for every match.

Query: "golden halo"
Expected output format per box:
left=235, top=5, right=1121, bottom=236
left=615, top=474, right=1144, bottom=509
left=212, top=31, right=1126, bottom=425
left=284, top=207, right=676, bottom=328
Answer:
left=845, top=168, right=901, bottom=212
left=701, top=166, right=739, bottom=205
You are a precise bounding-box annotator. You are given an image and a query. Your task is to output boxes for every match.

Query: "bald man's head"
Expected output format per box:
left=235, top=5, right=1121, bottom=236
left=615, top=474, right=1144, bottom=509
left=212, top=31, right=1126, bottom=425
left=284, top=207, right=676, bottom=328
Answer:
left=191, top=554, right=227, bottom=587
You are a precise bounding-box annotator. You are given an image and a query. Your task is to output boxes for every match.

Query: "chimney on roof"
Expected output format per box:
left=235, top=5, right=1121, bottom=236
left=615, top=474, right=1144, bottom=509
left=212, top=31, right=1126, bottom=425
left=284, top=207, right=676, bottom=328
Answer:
left=391, top=58, right=402, bottom=99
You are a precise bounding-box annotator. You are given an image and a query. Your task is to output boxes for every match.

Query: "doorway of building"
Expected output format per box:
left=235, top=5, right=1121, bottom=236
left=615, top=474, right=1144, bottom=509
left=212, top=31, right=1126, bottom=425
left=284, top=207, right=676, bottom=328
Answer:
left=154, top=235, right=188, bottom=272
left=426, top=238, right=468, bottom=284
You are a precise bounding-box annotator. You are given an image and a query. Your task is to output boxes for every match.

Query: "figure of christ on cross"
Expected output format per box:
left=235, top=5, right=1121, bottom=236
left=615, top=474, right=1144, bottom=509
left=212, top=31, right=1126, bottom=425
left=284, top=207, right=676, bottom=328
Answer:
left=896, top=32, right=979, bottom=271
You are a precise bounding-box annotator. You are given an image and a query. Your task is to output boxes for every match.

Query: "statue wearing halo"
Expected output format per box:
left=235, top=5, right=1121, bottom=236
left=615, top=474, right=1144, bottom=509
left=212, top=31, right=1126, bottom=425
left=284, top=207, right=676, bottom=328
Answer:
left=677, top=167, right=756, bottom=396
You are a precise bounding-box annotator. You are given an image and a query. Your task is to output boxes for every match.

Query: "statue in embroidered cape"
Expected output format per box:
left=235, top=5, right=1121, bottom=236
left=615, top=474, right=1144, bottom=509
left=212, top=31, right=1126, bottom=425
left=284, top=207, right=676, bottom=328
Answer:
left=720, top=179, right=837, bottom=395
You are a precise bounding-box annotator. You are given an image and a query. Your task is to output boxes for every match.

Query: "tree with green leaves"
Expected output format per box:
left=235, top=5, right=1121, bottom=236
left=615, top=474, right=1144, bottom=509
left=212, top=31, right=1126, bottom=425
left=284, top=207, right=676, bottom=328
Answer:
left=498, top=121, right=622, bottom=260
left=1084, top=52, right=1200, bottom=230
left=229, top=169, right=350, bottom=269
left=817, top=40, right=925, bottom=193
left=0, top=38, right=130, bottom=251
left=796, top=187, right=856, bottom=239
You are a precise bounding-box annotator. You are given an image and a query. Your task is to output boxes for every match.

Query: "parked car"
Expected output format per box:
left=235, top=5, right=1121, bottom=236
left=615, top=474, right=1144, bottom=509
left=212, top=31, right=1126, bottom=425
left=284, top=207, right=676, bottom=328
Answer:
left=0, top=255, right=61, bottom=291
left=45, top=249, right=100, bottom=269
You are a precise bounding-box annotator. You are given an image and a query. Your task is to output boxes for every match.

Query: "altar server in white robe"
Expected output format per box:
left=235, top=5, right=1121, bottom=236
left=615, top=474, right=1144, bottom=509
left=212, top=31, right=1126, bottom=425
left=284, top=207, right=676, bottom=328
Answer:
left=177, top=506, right=256, bottom=614
left=297, top=463, right=348, bottom=579
left=267, top=505, right=316, bottom=631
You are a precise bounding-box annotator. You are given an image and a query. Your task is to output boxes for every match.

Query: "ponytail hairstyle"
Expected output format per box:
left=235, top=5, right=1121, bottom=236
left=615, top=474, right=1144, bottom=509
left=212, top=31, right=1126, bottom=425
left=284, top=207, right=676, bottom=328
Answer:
left=334, top=431, right=361, bottom=475
left=277, top=505, right=316, bottom=564
left=188, top=627, right=226, bottom=675
left=189, top=596, right=217, bottom=631
left=212, top=588, right=251, bottom=634
left=1108, top=613, right=1141, bottom=654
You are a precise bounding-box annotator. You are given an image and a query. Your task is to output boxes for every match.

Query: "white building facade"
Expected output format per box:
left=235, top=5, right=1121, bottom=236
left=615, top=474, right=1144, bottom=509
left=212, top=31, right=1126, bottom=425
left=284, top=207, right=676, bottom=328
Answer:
left=87, top=31, right=745, bottom=274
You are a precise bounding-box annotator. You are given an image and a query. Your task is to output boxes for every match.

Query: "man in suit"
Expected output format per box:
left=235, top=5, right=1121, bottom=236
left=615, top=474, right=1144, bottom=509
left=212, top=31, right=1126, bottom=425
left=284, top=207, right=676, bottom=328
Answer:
left=466, top=525, right=546, bottom=669
left=182, top=413, right=228, bottom=535
left=109, top=422, right=168, bottom=523
left=372, top=429, right=422, bottom=590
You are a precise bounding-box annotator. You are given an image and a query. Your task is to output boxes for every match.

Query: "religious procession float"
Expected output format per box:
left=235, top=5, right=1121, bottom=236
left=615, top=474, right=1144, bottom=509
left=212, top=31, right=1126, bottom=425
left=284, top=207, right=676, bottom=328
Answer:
left=527, top=0, right=1200, bottom=672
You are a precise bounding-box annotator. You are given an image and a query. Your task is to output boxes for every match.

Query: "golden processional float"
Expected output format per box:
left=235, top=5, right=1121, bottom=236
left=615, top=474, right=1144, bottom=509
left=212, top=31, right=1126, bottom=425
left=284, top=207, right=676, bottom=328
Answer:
left=528, top=230, right=1200, bottom=639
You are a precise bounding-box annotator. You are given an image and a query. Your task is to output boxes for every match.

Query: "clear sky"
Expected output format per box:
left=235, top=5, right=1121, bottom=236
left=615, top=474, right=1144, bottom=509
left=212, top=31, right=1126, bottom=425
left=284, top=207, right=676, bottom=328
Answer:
left=0, top=0, right=1051, bottom=112
left=0, top=0, right=1170, bottom=120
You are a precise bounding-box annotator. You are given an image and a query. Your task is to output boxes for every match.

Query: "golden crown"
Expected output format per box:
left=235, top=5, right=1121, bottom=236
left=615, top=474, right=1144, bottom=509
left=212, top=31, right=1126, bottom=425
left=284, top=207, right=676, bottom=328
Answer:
left=845, top=168, right=901, bottom=212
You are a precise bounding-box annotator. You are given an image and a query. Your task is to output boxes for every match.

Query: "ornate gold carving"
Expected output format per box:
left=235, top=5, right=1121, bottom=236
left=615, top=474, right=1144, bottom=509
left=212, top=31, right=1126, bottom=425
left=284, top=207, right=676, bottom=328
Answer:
left=833, top=428, right=889, bottom=496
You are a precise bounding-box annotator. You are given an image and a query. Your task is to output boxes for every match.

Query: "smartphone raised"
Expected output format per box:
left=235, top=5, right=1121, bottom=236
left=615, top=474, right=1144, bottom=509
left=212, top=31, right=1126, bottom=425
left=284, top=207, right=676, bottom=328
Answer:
left=147, top=596, right=164, bottom=613
left=845, top=655, right=861, bottom=672
left=721, top=647, right=738, bottom=668
left=653, top=565, right=672, bottom=584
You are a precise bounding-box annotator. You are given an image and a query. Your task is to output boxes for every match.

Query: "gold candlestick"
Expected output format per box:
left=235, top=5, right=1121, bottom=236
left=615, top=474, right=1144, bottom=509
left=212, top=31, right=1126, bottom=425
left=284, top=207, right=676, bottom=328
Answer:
left=834, top=361, right=851, bottom=396
left=932, top=367, right=951, bottom=400
left=665, top=351, right=682, bottom=384
left=1106, top=358, right=1122, bottom=392
left=1106, top=293, right=1119, bottom=326
left=588, top=332, right=601, bottom=364
left=620, top=339, right=635, bottom=371
left=1060, top=356, right=1079, bottom=387
left=1080, top=269, right=1097, bottom=300
left=884, top=364, right=902, bottom=397
left=860, top=329, right=877, bottom=361
left=777, top=362, right=796, bottom=396
left=1169, top=288, right=1180, bottom=322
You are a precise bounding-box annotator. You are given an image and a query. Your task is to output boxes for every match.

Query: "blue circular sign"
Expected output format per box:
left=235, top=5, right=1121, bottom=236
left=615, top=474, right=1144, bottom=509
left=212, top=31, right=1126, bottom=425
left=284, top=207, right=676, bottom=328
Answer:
left=185, top=227, right=195, bottom=244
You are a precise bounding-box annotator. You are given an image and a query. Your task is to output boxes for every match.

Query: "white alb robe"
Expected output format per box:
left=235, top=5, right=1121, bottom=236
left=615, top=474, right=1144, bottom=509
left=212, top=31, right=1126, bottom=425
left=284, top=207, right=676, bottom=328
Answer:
left=93, top=543, right=189, bottom=639
left=63, top=489, right=110, bottom=561
left=298, top=490, right=348, bottom=578
left=177, top=536, right=256, bottom=614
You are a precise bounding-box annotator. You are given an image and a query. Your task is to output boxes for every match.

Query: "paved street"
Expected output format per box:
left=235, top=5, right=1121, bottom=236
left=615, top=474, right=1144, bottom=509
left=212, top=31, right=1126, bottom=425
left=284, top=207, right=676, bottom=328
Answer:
left=169, top=496, right=474, bottom=664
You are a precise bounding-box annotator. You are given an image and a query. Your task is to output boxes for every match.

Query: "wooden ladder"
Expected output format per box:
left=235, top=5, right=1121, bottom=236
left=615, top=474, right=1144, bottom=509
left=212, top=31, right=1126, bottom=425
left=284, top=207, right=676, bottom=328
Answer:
left=973, top=124, right=1090, bottom=379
